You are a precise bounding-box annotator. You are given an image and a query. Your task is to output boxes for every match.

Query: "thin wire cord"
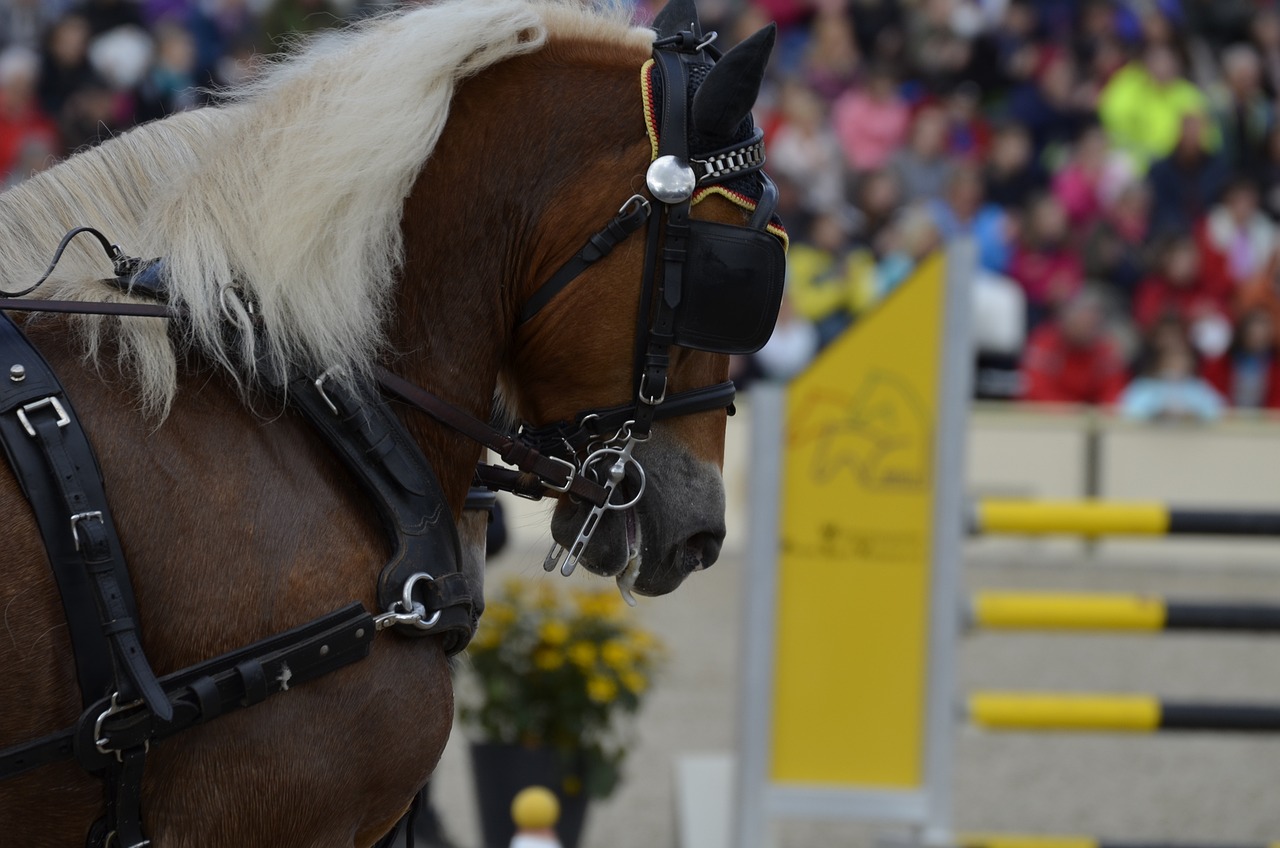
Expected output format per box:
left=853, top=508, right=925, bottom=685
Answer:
left=0, top=226, right=124, bottom=298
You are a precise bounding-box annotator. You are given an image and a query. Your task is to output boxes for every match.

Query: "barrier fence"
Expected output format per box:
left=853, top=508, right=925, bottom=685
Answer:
left=967, top=693, right=1280, bottom=733
left=973, top=501, right=1280, bottom=538
left=968, top=592, right=1280, bottom=633
left=735, top=249, right=1280, bottom=848
left=958, top=836, right=1280, bottom=848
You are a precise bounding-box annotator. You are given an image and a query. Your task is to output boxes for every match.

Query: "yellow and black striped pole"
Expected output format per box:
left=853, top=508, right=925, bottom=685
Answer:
left=969, top=592, right=1280, bottom=633
left=967, top=692, right=1280, bottom=732
left=973, top=500, right=1280, bottom=538
left=958, top=835, right=1280, bottom=848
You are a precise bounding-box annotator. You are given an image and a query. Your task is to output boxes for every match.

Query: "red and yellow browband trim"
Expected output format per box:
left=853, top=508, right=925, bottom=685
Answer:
left=640, top=58, right=789, bottom=251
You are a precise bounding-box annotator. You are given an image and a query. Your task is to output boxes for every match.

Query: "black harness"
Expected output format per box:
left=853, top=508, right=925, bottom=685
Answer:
left=0, top=25, right=784, bottom=848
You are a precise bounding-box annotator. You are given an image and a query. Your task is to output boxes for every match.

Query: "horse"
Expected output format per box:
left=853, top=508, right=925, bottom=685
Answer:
left=0, top=0, right=782, bottom=844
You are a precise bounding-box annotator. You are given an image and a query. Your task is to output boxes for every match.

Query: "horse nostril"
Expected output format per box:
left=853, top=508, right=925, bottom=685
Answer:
left=683, top=531, right=723, bottom=572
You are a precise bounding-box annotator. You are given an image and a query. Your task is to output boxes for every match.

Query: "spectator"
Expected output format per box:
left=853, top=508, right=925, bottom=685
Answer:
left=1052, top=124, right=1130, bottom=229
left=1133, top=234, right=1232, bottom=358
left=1083, top=181, right=1152, bottom=302
left=1008, top=193, right=1084, bottom=327
left=1250, top=8, right=1280, bottom=99
left=76, top=0, right=145, bottom=37
left=927, top=162, right=1012, bottom=272
left=0, top=47, right=57, bottom=184
left=37, top=14, right=96, bottom=123
left=1120, top=317, right=1225, bottom=421
left=942, top=81, right=990, bottom=161
left=785, top=211, right=874, bottom=346
left=848, top=167, right=904, bottom=254
left=983, top=122, right=1045, bottom=210
left=1147, top=112, right=1230, bottom=233
left=890, top=105, right=952, bottom=202
left=875, top=204, right=943, bottom=298
left=770, top=79, right=845, bottom=214
left=1198, top=179, right=1277, bottom=292
left=831, top=65, right=909, bottom=172
left=1202, top=308, right=1280, bottom=409
left=1007, top=51, right=1091, bottom=156
left=1099, top=44, right=1210, bottom=170
left=1212, top=43, right=1273, bottom=171
left=1020, top=291, right=1128, bottom=404
left=1, top=1, right=67, bottom=52
left=135, top=22, right=200, bottom=122
left=1259, top=126, right=1280, bottom=222
left=801, top=5, right=860, bottom=100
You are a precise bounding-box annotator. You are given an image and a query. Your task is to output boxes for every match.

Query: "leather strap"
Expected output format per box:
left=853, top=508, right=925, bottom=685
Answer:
left=0, top=603, right=373, bottom=780
left=376, top=367, right=610, bottom=507
left=290, top=374, right=476, bottom=654
left=519, top=197, right=650, bottom=324
left=0, top=312, right=170, bottom=723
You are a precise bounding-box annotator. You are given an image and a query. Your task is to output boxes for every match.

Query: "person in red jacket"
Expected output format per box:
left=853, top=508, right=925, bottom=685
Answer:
left=1133, top=233, right=1233, bottom=357
left=1020, top=291, right=1128, bottom=404
left=1202, top=308, right=1280, bottom=409
left=0, top=46, right=57, bottom=184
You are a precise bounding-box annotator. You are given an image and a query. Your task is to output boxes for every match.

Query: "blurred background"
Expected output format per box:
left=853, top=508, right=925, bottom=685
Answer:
left=6, top=1, right=1280, bottom=847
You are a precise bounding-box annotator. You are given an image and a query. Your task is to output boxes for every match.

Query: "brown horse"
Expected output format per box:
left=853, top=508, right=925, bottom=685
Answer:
left=0, top=0, right=779, bottom=844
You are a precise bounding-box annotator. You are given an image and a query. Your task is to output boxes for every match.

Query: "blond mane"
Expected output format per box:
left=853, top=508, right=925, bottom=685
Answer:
left=0, top=0, right=652, bottom=415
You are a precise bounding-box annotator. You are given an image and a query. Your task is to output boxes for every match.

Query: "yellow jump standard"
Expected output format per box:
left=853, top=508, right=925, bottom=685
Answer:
left=968, top=693, right=1280, bottom=732
left=974, top=501, right=1280, bottom=537
left=969, top=592, right=1280, bottom=632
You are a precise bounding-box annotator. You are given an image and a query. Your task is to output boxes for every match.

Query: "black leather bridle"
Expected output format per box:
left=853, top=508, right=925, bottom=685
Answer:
left=503, top=26, right=787, bottom=576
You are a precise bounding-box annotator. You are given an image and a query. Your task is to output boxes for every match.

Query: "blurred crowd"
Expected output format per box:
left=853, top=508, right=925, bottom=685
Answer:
left=706, top=0, right=1280, bottom=420
left=4, top=1, right=1280, bottom=420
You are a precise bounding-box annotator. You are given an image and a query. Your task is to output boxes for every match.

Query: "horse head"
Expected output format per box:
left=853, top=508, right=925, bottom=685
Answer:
left=500, top=1, right=784, bottom=599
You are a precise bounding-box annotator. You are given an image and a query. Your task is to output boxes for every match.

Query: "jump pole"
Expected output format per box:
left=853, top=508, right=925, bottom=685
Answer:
left=968, top=592, right=1280, bottom=633
left=973, top=501, right=1280, bottom=538
left=967, top=693, right=1280, bottom=732
left=957, top=834, right=1280, bottom=848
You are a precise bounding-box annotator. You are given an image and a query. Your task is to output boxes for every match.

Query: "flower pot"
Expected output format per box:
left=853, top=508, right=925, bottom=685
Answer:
left=469, top=742, right=589, bottom=848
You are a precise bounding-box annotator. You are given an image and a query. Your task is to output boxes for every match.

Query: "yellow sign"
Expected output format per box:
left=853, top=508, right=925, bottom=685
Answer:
left=770, top=253, right=946, bottom=787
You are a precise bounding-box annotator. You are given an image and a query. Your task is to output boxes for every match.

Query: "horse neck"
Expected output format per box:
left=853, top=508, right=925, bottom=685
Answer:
left=387, top=44, right=649, bottom=513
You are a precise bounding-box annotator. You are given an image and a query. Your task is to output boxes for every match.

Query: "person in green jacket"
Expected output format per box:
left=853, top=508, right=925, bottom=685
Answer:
left=1099, top=44, right=1216, bottom=171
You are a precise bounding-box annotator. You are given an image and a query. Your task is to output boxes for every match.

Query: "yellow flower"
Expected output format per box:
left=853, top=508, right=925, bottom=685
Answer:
left=535, top=581, right=559, bottom=611
left=621, top=670, right=647, bottom=694
left=469, top=626, right=500, bottom=652
left=532, top=648, right=564, bottom=671
left=485, top=602, right=517, bottom=627
left=539, top=620, right=570, bottom=647
left=600, top=640, right=630, bottom=670
left=567, top=642, right=597, bottom=669
left=501, top=576, right=527, bottom=599
left=586, top=674, right=618, bottom=703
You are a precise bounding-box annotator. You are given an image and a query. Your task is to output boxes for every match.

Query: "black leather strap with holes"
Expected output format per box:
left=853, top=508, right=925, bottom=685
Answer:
left=0, top=312, right=168, bottom=723
left=0, top=602, right=373, bottom=781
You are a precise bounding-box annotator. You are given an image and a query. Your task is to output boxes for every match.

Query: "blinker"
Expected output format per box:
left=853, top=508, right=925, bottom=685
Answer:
left=646, top=155, right=696, bottom=204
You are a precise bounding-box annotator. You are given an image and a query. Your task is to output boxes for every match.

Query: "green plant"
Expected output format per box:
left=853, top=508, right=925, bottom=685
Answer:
left=458, top=577, right=665, bottom=799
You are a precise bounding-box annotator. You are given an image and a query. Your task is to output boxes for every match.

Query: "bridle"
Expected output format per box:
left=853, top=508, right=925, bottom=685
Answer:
left=507, top=26, right=787, bottom=577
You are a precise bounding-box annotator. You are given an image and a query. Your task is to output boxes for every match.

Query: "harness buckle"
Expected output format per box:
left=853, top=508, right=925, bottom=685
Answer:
left=638, top=373, right=667, bottom=406
left=70, top=511, right=104, bottom=551
left=16, top=396, right=69, bottom=437
left=539, top=454, right=578, bottom=493
left=93, top=692, right=148, bottom=762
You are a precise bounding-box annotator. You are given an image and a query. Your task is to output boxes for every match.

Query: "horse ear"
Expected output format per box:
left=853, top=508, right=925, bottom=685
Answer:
left=691, top=24, right=777, bottom=145
left=652, top=0, right=700, bottom=38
